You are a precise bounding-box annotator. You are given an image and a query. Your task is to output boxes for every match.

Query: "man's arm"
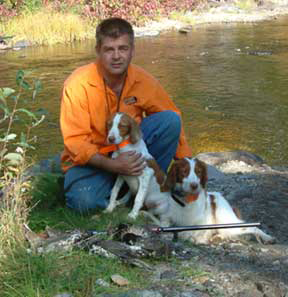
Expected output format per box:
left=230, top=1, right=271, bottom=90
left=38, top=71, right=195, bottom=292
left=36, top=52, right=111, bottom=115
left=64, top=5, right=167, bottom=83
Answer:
left=88, top=151, right=145, bottom=176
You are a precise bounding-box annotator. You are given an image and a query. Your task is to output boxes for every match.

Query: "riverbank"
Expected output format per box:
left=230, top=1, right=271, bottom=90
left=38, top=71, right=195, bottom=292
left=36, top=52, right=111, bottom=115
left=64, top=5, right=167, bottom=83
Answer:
left=1, top=1, right=288, bottom=49
left=134, top=1, right=288, bottom=37
left=18, top=151, right=288, bottom=296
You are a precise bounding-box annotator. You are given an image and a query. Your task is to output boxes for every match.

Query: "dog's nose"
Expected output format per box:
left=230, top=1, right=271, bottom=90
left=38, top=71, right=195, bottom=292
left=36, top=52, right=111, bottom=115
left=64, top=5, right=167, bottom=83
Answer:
left=108, top=136, right=115, bottom=144
left=190, top=182, right=198, bottom=191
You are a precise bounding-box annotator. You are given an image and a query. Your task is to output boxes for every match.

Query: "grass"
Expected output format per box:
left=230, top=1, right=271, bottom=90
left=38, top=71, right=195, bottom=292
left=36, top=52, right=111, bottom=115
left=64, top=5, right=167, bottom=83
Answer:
left=0, top=171, right=209, bottom=296
left=0, top=172, right=153, bottom=296
left=1, top=9, right=95, bottom=45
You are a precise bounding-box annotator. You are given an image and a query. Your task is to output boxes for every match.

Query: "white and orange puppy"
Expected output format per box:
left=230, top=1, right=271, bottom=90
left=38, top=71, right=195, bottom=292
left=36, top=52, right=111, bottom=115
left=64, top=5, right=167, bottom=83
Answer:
left=161, top=158, right=275, bottom=244
left=104, top=112, right=170, bottom=222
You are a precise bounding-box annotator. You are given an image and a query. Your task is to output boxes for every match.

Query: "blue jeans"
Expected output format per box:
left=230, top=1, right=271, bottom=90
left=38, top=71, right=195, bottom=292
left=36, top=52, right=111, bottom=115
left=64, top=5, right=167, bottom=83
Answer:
left=64, top=111, right=181, bottom=214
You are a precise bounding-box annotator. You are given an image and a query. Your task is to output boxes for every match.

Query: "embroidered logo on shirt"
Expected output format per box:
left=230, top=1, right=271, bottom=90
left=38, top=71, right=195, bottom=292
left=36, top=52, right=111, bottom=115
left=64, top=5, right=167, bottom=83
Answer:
left=124, top=96, right=137, bottom=105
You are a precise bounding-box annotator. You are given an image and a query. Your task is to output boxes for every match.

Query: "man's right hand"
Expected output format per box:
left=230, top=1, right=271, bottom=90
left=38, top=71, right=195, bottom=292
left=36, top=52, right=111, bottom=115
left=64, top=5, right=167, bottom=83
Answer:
left=113, top=151, right=146, bottom=176
left=88, top=151, right=146, bottom=176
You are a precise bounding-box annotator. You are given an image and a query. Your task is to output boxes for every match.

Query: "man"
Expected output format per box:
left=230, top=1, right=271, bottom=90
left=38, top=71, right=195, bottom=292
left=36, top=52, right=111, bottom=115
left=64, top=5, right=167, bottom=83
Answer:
left=60, top=17, right=192, bottom=213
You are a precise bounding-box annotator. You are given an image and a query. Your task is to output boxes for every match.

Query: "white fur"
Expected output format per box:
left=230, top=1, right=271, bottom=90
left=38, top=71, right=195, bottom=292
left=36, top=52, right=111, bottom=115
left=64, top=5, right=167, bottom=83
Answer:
left=159, top=158, right=275, bottom=244
left=105, top=113, right=170, bottom=221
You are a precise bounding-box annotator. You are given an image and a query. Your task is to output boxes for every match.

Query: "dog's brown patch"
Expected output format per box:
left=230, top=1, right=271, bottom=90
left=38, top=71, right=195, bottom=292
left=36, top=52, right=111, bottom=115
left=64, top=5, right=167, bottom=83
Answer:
left=177, top=158, right=190, bottom=181
left=146, top=159, right=165, bottom=186
left=194, top=158, right=208, bottom=188
left=233, top=207, right=242, bottom=219
left=209, top=194, right=217, bottom=224
left=162, top=159, right=190, bottom=192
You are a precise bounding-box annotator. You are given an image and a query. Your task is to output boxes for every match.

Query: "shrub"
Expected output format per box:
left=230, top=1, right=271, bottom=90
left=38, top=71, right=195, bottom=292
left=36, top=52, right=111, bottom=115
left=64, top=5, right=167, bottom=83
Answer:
left=0, top=70, right=44, bottom=259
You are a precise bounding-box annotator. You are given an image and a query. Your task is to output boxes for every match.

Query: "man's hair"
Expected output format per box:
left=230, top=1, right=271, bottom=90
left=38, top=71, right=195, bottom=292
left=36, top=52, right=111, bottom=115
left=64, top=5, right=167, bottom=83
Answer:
left=96, top=18, right=134, bottom=48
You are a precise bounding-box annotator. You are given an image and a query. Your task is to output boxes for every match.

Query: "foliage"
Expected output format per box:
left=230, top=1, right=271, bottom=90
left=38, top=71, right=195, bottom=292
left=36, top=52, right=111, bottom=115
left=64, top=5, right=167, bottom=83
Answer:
left=0, top=0, right=205, bottom=26
left=2, top=9, right=94, bottom=45
left=0, top=70, right=44, bottom=282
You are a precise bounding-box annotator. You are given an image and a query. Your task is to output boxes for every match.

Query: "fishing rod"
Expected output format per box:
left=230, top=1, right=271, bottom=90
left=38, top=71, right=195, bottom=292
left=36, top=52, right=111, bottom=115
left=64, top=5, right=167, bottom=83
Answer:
left=151, top=222, right=261, bottom=233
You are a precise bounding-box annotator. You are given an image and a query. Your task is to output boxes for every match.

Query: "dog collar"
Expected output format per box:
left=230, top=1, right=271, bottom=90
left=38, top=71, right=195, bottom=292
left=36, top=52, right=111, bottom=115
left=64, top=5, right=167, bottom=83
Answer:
left=99, top=139, right=131, bottom=155
left=185, top=194, right=199, bottom=203
left=171, top=193, right=185, bottom=207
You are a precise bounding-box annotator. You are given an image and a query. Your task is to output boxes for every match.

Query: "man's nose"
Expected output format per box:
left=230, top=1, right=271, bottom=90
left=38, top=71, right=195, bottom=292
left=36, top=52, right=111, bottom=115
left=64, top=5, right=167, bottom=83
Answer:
left=112, top=49, right=120, bottom=59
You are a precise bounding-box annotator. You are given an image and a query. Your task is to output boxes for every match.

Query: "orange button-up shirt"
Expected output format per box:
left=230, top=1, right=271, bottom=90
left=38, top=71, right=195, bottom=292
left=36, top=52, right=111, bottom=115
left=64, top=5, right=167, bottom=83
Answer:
left=60, top=61, right=192, bottom=172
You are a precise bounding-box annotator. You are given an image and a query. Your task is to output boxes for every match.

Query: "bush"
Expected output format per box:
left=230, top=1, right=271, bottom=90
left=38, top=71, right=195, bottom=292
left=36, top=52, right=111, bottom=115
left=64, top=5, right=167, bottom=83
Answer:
left=0, top=70, right=44, bottom=258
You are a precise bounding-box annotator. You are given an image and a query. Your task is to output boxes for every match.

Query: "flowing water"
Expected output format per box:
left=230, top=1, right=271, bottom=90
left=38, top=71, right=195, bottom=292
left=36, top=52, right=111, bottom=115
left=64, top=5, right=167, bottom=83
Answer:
left=1, top=16, right=288, bottom=165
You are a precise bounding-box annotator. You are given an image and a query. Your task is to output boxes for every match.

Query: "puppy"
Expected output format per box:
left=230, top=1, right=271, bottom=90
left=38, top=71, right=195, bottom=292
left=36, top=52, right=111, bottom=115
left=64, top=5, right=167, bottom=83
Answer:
left=104, top=112, right=170, bottom=222
left=160, top=158, right=275, bottom=244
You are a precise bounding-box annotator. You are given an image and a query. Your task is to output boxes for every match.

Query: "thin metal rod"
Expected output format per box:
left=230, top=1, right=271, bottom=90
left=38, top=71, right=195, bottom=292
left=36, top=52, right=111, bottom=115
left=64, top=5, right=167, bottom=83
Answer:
left=151, top=222, right=261, bottom=233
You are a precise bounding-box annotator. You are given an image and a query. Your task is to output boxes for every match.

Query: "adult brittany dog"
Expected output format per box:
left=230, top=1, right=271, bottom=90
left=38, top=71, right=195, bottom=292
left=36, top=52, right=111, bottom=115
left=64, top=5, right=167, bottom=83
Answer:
left=104, top=112, right=170, bottom=223
left=160, top=158, right=275, bottom=244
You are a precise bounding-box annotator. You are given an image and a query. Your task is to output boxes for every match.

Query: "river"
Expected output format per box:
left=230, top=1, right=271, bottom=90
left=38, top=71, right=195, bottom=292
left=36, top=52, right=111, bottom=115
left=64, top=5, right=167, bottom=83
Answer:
left=0, top=16, right=288, bottom=166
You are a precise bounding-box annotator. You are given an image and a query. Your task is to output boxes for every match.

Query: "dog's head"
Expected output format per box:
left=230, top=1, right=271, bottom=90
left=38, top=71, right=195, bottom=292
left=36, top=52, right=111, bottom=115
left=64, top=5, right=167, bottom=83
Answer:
left=162, top=158, right=208, bottom=197
left=106, top=112, right=142, bottom=145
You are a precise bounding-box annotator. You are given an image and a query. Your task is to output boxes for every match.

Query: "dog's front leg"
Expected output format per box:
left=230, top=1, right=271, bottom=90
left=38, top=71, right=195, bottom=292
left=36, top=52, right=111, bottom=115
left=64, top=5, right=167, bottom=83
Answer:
left=128, top=172, right=152, bottom=219
left=105, top=175, right=124, bottom=213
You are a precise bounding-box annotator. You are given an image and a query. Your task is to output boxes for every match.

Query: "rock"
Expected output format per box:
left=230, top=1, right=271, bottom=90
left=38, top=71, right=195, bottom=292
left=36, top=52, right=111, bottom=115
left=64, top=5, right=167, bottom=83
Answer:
left=95, top=278, right=110, bottom=287
left=248, top=50, right=273, bottom=56
left=195, top=150, right=267, bottom=168
left=135, top=30, right=160, bottom=37
left=179, top=27, right=191, bottom=34
left=13, top=40, right=31, bottom=48
left=110, top=274, right=129, bottom=286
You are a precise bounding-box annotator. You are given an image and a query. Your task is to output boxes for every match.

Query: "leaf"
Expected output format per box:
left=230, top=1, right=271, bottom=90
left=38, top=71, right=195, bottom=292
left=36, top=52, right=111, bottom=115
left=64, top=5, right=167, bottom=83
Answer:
left=0, top=103, right=10, bottom=115
left=0, top=88, right=15, bottom=102
left=3, top=152, right=23, bottom=165
left=20, top=80, right=31, bottom=91
left=16, top=70, right=25, bottom=85
left=20, top=132, right=26, bottom=143
left=32, top=90, right=37, bottom=101
left=3, top=133, right=17, bottom=141
left=16, top=70, right=31, bottom=90
left=32, top=114, right=45, bottom=127
left=16, top=108, right=38, bottom=121
left=34, top=79, right=42, bottom=92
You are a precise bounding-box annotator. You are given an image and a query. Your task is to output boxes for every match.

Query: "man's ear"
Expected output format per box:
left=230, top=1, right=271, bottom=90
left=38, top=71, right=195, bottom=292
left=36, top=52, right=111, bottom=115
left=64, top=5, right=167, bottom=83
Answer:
left=95, top=44, right=100, bottom=55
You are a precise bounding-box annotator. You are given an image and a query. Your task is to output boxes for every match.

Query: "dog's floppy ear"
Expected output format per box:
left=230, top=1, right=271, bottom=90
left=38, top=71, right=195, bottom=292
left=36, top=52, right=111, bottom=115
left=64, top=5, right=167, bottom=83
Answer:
left=161, top=161, right=179, bottom=192
left=195, top=158, right=208, bottom=188
left=129, top=116, right=142, bottom=144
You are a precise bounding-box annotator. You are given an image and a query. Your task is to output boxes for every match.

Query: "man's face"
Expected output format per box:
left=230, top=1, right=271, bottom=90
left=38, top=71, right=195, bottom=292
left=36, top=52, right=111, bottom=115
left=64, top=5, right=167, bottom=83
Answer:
left=97, top=34, right=134, bottom=77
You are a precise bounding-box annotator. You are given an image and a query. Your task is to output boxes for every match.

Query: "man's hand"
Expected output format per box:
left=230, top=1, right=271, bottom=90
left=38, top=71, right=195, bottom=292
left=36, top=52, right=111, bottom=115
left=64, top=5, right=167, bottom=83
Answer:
left=113, top=151, right=146, bottom=176
left=88, top=151, right=146, bottom=176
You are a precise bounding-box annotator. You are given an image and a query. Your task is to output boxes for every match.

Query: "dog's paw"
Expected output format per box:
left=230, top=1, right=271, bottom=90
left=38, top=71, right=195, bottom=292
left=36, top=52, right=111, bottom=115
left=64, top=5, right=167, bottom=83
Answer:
left=104, top=204, right=115, bottom=213
left=256, top=234, right=276, bottom=245
left=262, top=236, right=276, bottom=245
left=128, top=211, right=138, bottom=220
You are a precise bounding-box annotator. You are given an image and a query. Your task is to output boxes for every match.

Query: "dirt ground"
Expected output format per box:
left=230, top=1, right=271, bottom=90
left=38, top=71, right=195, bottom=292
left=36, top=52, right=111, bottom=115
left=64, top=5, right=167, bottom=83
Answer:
left=101, top=152, right=288, bottom=297
left=149, top=153, right=288, bottom=297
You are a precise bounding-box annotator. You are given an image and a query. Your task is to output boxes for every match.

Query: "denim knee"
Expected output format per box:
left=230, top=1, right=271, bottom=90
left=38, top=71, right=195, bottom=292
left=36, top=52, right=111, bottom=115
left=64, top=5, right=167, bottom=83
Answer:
left=64, top=166, right=115, bottom=214
left=66, top=185, right=110, bottom=214
left=161, top=110, right=181, bottom=137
